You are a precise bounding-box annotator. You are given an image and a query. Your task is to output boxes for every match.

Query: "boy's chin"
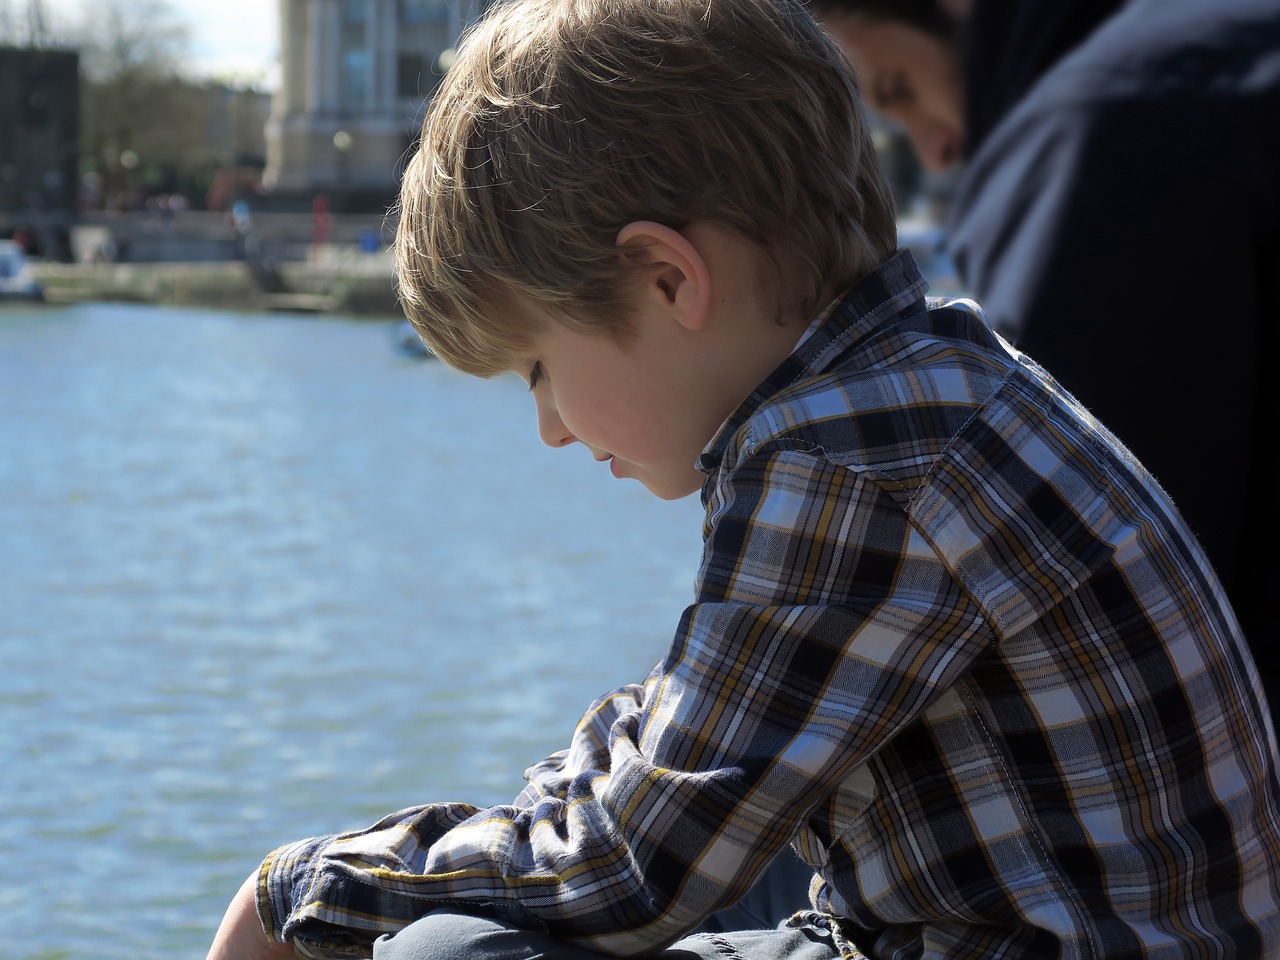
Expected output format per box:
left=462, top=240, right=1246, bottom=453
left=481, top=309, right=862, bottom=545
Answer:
left=638, top=470, right=705, bottom=501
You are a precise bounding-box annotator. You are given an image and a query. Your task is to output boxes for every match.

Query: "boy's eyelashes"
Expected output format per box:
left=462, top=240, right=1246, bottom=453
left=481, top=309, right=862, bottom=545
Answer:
left=527, top=361, right=545, bottom=391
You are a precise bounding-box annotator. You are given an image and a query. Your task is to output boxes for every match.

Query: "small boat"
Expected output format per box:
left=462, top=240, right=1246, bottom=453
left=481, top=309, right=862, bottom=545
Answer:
left=0, top=240, right=44, bottom=301
left=395, top=319, right=431, bottom=358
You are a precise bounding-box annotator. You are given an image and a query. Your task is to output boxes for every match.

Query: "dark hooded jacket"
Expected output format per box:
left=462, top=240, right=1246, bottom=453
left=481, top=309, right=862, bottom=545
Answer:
left=946, top=0, right=1280, bottom=708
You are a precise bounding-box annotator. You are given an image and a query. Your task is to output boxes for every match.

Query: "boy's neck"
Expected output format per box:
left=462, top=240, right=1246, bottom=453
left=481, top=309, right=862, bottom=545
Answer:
left=685, top=221, right=828, bottom=422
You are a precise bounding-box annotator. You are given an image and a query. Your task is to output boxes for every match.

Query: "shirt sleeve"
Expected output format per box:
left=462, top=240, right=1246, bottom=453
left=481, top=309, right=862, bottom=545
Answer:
left=257, top=444, right=994, bottom=958
left=515, top=676, right=655, bottom=805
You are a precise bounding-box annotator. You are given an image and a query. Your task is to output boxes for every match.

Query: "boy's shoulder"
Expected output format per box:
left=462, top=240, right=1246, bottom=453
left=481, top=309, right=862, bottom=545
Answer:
left=714, top=282, right=1219, bottom=640
left=725, top=293, right=1020, bottom=494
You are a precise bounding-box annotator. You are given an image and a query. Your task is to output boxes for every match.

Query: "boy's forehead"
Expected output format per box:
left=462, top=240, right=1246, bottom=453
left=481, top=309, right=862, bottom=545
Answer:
left=491, top=288, right=555, bottom=335
left=480, top=290, right=552, bottom=363
left=489, top=289, right=635, bottom=356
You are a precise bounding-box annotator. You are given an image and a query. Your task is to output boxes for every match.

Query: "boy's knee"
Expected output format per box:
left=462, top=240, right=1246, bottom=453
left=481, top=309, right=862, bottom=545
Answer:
left=373, top=910, right=592, bottom=960
left=373, top=911, right=508, bottom=960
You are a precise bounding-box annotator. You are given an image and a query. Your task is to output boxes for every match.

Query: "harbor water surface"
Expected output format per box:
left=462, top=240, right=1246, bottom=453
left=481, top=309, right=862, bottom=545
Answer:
left=1, top=303, right=705, bottom=960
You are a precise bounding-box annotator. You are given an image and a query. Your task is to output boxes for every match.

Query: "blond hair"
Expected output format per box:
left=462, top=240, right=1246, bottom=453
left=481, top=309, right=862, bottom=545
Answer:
left=395, top=0, right=897, bottom=376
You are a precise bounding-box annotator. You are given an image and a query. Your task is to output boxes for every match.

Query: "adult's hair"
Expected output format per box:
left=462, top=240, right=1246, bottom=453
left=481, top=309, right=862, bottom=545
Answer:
left=396, top=0, right=897, bottom=376
left=804, top=0, right=959, bottom=39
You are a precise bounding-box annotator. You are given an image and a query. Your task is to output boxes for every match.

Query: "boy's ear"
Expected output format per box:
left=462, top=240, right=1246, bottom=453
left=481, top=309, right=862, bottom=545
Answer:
left=615, top=221, right=712, bottom=331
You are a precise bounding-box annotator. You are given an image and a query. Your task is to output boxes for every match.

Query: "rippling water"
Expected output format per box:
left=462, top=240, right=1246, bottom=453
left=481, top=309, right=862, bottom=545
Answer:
left=0, top=303, right=704, bottom=960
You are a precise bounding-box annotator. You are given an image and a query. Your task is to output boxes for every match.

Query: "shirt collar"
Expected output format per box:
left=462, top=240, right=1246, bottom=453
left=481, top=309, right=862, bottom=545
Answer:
left=697, top=249, right=929, bottom=474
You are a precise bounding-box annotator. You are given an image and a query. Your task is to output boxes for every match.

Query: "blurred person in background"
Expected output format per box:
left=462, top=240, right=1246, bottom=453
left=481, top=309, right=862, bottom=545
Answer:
left=810, top=0, right=1280, bottom=711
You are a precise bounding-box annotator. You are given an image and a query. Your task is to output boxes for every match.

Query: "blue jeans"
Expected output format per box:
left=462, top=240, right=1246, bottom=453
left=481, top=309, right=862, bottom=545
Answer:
left=371, top=849, right=846, bottom=960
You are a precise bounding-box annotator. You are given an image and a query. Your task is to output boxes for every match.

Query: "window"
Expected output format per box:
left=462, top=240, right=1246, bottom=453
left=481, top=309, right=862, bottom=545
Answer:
left=341, top=47, right=369, bottom=104
left=399, top=0, right=450, bottom=25
left=397, top=52, right=428, bottom=99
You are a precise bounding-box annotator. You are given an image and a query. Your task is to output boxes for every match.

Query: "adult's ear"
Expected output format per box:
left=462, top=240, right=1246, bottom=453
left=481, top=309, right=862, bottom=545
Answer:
left=616, top=220, right=712, bottom=331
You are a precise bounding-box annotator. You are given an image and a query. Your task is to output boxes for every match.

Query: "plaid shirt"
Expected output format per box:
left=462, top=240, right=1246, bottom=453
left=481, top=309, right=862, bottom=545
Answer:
left=259, top=252, right=1280, bottom=958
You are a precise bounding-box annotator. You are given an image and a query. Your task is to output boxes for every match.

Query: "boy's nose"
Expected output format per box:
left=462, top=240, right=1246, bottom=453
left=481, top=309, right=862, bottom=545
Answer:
left=536, top=398, right=576, bottom=448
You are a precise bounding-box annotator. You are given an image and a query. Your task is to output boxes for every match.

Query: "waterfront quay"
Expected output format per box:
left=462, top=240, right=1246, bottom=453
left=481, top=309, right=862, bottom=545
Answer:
left=21, top=213, right=962, bottom=317
left=26, top=210, right=403, bottom=317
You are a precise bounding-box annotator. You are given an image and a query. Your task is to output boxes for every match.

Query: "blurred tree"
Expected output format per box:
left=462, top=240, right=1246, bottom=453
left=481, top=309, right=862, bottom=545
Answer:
left=0, top=0, right=67, bottom=47
left=76, top=0, right=218, bottom=210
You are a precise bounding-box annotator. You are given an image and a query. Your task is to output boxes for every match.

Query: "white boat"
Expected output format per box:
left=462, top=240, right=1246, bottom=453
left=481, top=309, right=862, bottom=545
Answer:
left=0, top=240, right=44, bottom=301
left=395, top=319, right=431, bottom=358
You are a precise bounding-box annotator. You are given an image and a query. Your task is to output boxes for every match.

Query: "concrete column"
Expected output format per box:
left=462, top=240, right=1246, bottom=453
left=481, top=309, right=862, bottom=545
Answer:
left=380, top=0, right=399, bottom=111
left=364, top=0, right=378, bottom=113
left=306, top=0, right=325, bottom=113
left=322, top=0, right=341, bottom=116
left=274, top=0, right=295, bottom=114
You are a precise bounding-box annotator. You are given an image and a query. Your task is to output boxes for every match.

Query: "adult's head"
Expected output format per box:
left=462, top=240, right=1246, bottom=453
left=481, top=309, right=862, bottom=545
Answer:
left=808, top=0, right=971, bottom=172
left=809, top=0, right=1128, bottom=171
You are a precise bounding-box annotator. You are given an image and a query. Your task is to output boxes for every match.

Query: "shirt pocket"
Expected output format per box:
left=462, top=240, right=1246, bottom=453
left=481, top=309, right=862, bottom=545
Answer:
left=793, top=761, right=878, bottom=870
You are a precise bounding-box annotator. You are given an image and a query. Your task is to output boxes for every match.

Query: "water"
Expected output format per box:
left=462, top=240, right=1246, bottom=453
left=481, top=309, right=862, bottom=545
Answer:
left=0, top=303, right=705, bottom=960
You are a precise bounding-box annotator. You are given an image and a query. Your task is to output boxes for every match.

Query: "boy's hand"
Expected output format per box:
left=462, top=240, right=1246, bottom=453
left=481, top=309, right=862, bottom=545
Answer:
left=206, top=872, right=297, bottom=960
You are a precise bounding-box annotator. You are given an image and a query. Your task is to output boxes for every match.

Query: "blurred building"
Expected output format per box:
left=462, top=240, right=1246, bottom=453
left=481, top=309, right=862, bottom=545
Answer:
left=264, top=0, right=488, bottom=211
left=0, top=44, right=78, bottom=259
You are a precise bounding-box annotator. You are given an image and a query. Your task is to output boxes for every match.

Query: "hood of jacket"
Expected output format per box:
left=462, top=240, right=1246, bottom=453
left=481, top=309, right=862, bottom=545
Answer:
left=962, top=0, right=1127, bottom=155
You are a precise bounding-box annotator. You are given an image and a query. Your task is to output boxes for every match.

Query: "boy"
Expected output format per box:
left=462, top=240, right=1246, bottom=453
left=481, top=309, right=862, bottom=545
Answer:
left=206, top=0, right=1280, bottom=957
